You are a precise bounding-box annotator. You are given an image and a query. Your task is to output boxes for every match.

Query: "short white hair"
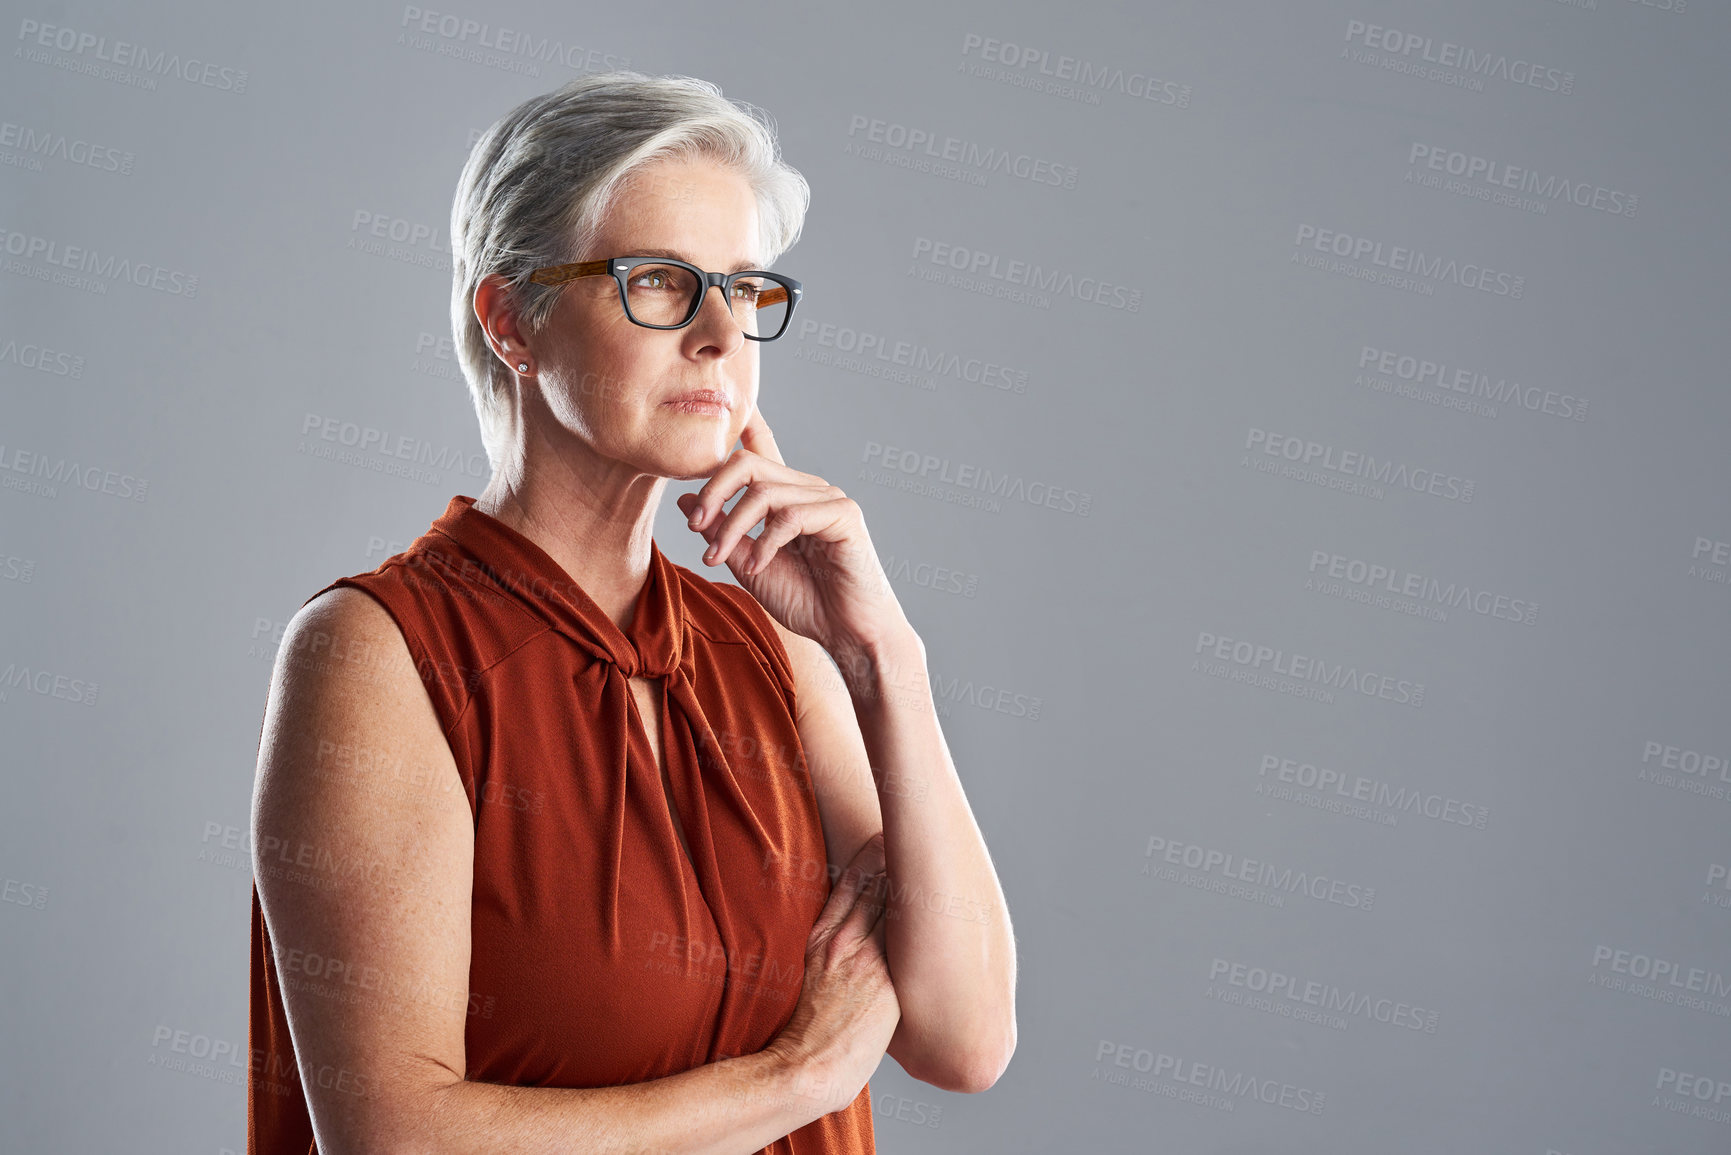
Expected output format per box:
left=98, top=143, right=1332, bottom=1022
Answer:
left=449, top=70, right=811, bottom=471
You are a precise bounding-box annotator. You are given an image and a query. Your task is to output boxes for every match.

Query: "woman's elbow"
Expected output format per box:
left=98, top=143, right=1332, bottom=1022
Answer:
left=940, top=1025, right=1017, bottom=1094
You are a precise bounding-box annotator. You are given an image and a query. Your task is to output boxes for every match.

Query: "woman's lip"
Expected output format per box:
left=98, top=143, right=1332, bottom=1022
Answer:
left=663, top=392, right=731, bottom=411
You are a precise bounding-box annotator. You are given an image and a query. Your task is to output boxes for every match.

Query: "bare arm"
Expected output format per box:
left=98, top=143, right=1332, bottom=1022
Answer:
left=251, top=587, right=847, bottom=1155
left=771, top=620, right=1017, bottom=1095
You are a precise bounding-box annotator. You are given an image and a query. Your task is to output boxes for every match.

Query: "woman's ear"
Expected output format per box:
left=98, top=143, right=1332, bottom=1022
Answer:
left=474, top=273, right=530, bottom=373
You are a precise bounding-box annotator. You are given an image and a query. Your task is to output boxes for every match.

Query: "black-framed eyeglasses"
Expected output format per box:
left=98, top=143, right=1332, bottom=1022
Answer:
left=527, top=256, right=803, bottom=342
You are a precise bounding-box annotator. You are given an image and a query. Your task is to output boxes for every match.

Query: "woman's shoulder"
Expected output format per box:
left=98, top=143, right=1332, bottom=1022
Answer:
left=305, top=537, right=545, bottom=640
left=289, top=544, right=551, bottom=718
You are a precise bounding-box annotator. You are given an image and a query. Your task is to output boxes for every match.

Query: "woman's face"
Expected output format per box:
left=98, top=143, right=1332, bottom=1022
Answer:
left=529, top=155, right=767, bottom=483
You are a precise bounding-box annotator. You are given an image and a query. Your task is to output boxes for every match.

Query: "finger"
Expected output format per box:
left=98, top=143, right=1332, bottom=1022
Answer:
left=702, top=481, right=836, bottom=572
left=742, top=495, right=858, bottom=576
left=805, top=855, right=878, bottom=946
left=834, top=869, right=887, bottom=943
left=804, top=836, right=886, bottom=947
left=739, top=404, right=785, bottom=467
left=849, top=831, right=887, bottom=875
left=684, top=452, right=812, bottom=537
left=861, top=872, right=891, bottom=929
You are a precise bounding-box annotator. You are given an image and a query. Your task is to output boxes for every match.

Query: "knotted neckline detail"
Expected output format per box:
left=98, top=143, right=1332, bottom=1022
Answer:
left=425, top=494, right=683, bottom=679
left=425, top=494, right=751, bottom=959
left=406, top=495, right=812, bottom=1060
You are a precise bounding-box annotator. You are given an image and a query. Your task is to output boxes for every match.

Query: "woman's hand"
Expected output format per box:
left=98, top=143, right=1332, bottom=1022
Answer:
left=764, top=833, right=901, bottom=1116
left=674, top=405, right=910, bottom=656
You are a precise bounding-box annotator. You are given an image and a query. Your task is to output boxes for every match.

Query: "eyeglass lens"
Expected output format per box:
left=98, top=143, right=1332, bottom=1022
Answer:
left=619, top=260, right=791, bottom=338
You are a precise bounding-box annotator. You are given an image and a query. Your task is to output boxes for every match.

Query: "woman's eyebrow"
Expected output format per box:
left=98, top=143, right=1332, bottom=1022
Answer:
left=630, top=247, right=761, bottom=273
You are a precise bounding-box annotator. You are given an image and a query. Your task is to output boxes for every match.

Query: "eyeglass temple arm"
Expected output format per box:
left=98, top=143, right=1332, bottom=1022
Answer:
left=527, top=258, right=614, bottom=286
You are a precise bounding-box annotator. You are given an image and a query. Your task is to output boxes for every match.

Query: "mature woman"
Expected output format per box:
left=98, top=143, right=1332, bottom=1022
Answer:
left=248, top=72, right=1015, bottom=1154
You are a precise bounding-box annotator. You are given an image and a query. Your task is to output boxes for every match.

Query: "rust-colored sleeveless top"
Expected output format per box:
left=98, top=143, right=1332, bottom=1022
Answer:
left=249, top=494, right=875, bottom=1154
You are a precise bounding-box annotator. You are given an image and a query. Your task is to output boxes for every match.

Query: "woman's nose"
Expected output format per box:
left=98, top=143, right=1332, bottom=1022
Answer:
left=692, top=283, right=750, bottom=339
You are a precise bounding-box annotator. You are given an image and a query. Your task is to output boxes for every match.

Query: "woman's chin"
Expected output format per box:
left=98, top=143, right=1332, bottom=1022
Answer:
left=658, top=442, right=734, bottom=481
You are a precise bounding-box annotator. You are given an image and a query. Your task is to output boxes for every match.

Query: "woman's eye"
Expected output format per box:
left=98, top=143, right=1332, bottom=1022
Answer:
left=630, top=268, right=688, bottom=292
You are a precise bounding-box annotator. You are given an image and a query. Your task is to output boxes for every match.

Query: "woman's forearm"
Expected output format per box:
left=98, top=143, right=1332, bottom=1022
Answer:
left=833, top=629, right=1018, bottom=1093
left=360, top=1046, right=842, bottom=1155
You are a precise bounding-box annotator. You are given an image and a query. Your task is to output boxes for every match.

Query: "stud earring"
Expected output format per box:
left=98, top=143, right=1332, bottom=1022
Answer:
left=518, top=362, right=529, bottom=373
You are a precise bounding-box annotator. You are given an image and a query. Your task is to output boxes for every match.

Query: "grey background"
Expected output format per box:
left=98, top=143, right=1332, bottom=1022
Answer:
left=3, top=0, right=1729, bottom=1151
